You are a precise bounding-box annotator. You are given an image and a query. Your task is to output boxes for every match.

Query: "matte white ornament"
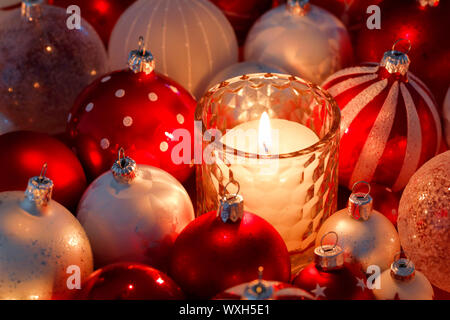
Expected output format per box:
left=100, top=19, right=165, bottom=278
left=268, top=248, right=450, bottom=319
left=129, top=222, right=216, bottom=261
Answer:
left=109, top=0, right=238, bottom=99
left=244, top=0, right=353, bottom=85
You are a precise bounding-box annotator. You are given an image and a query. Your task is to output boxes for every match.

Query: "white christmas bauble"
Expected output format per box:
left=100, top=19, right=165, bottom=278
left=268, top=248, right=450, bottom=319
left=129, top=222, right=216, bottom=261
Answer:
left=204, top=62, right=284, bottom=93
left=0, top=176, right=93, bottom=300
left=443, top=86, right=450, bottom=147
left=77, top=154, right=195, bottom=270
left=109, top=0, right=238, bottom=99
left=0, top=0, right=20, bottom=9
left=244, top=1, right=353, bottom=85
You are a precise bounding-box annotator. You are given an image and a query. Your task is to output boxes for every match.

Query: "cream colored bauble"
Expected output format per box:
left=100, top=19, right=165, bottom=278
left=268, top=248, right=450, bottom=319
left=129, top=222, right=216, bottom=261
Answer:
left=109, top=0, right=238, bottom=99
left=244, top=0, right=353, bottom=85
left=76, top=151, right=195, bottom=271
left=0, top=173, right=93, bottom=300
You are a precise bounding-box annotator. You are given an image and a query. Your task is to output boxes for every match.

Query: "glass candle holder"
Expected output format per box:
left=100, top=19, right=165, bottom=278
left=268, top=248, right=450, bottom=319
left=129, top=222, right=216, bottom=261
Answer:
left=196, top=73, right=340, bottom=272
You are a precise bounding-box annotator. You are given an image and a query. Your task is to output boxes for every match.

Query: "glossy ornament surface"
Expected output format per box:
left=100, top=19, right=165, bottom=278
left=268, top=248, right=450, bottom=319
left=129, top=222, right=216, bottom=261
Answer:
left=0, top=172, right=93, bottom=299
left=169, top=190, right=291, bottom=299
left=443, top=87, right=450, bottom=147
left=0, top=131, right=87, bottom=211
left=109, top=0, right=238, bottom=99
left=316, top=182, right=400, bottom=272
left=47, top=0, right=136, bottom=47
left=373, top=258, right=434, bottom=300
left=245, top=0, right=353, bottom=85
left=398, top=151, right=450, bottom=292
left=77, top=262, right=184, bottom=300
left=0, top=1, right=108, bottom=135
left=77, top=151, right=195, bottom=270
left=355, top=0, right=450, bottom=105
left=322, top=43, right=442, bottom=191
left=68, top=39, right=196, bottom=182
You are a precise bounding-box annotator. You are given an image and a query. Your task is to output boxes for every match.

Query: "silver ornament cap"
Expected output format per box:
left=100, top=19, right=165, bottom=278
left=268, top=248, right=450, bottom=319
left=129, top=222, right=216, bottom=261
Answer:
left=314, top=231, right=344, bottom=271
left=347, top=181, right=373, bottom=221
left=21, top=0, right=43, bottom=21
left=391, top=258, right=416, bottom=282
left=217, top=181, right=244, bottom=223
left=287, top=0, right=311, bottom=16
left=380, top=39, right=411, bottom=76
left=111, top=148, right=137, bottom=184
left=243, top=267, right=274, bottom=300
left=24, top=163, right=53, bottom=207
left=128, top=36, right=155, bottom=75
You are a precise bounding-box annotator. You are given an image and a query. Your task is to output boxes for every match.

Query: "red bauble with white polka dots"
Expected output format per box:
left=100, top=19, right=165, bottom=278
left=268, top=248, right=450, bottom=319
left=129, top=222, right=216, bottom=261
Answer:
left=321, top=41, right=442, bottom=191
left=67, top=38, right=196, bottom=182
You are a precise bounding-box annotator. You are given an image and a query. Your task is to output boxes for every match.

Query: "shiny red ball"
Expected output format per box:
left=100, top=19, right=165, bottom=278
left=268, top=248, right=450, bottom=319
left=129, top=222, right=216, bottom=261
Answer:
left=169, top=211, right=291, bottom=299
left=47, top=0, right=136, bottom=47
left=67, top=69, right=196, bottom=182
left=355, top=0, right=450, bottom=105
left=77, top=262, right=184, bottom=300
left=293, top=262, right=374, bottom=300
left=0, top=131, right=86, bottom=211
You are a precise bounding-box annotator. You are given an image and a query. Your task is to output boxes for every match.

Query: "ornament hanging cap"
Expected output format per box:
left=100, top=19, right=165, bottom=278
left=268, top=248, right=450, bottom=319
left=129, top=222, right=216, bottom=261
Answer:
left=243, top=267, right=274, bottom=300
left=25, top=163, right=53, bottom=207
left=217, top=181, right=244, bottom=223
left=111, top=148, right=137, bottom=184
left=128, top=37, right=155, bottom=75
left=347, top=181, right=373, bottom=221
left=21, top=0, right=43, bottom=21
left=390, top=253, right=415, bottom=281
left=380, top=39, right=411, bottom=76
left=287, top=0, right=311, bottom=16
left=314, top=231, right=344, bottom=271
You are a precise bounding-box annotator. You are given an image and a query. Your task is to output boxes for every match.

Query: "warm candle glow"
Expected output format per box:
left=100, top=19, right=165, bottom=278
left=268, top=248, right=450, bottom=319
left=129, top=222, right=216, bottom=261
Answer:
left=258, top=112, right=272, bottom=154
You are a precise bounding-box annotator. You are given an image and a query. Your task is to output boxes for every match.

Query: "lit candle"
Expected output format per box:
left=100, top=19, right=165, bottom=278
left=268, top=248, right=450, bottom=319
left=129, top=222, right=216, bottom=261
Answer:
left=214, top=112, right=320, bottom=252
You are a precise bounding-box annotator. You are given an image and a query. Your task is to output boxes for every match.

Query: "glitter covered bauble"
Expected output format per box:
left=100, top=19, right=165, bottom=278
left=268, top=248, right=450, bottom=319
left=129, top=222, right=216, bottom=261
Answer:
left=355, top=0, right=450, bottom=106
left=169, top=187, right=291, bottom=299
left=77, top=150, right=195, bottom=271
left=77, top=262, right=184, bottom=300
left=398, top=151, right=450, bottom=292
left=0, top=0, right=108, bottom=135
left=47, top=0, right=136, bottom=47
left=316, top=182, right=400, bottom=272
left=244, top=0, right=353, bottom=85
left=0, top=171, right=93, bottom=299
left=373, top=258, right=434, bottom=300
left=68, top=38, right=196, bottom=182
left=293, top=237, right=374, bottom=300
left=0, top=131, right=87, bottom=211
left=204, top=62, right=284, bottom=94
left=321, top=41, right=442, bottom=191
left=109, top=0, right=238, bottom=99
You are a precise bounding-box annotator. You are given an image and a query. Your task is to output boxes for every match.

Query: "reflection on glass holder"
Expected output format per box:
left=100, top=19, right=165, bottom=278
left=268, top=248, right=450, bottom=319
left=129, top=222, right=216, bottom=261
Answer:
left=196, top=73, right=340, bottom=273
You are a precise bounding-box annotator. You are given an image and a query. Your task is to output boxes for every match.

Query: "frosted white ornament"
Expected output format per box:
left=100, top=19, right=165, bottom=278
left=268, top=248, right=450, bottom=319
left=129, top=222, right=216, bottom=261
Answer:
left=109, top=0, right=238, bottom=99
left=244, top=0, right=353, bottom=85
left=76, top=149, right=195, bottom=270
left=0, top=167, right=93, bottom=300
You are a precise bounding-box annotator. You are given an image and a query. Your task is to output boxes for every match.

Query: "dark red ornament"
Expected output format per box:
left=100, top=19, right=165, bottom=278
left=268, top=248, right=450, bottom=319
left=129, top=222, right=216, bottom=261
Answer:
left=0, top=130, right=86, bottom=211
left=169, top=189, right=291, bottom=299
left=355, top=0, right=450, bottom=106
left=67, top=38, right=196, bottom=182
left=77, top=262, right=184, bottom=300
left=293, top=238, right=374, bottom=300
left=47, top=0, right=136, bottom=47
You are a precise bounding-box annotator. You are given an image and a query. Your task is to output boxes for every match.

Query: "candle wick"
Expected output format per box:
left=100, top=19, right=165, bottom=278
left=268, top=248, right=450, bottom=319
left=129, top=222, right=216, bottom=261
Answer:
left=263, top=142, right=269, bottom=154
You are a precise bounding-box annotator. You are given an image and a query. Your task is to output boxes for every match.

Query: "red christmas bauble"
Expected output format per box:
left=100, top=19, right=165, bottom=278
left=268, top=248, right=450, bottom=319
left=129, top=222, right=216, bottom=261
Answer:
left=67, top=41, right=196, bottom=182
left=0, top=131, right=87, bottom=211
left=47, top=0, right=136, bottom=47
left=169, top=204, right=291, bottom=299
left=355, top=0, right=450, bottom=105
left=322, top=46, right=442, bottom=191
left=210, top=0, right=274, bottom=45
left=77, top=262, right=184, bottom=300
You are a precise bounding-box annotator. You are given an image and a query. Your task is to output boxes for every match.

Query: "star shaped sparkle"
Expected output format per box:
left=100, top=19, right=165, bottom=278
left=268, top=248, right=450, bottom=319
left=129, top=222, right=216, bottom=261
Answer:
left=311, top=283, right=327, bottom=298
left=356, top=277, right=366, bottom=291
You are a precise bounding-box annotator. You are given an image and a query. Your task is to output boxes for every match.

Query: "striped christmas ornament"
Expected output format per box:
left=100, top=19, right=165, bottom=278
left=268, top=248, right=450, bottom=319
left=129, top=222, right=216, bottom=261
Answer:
left=322, top=41, right=442, bottom=191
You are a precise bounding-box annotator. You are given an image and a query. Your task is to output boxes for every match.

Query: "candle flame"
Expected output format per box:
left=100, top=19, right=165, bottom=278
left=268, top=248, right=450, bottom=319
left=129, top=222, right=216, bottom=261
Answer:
left=258, top=112, right=272, bottom=154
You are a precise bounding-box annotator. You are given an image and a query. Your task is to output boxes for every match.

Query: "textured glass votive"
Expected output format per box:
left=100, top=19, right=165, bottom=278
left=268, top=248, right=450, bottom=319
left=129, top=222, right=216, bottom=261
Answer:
left=196, top=73, right=340, bottom=272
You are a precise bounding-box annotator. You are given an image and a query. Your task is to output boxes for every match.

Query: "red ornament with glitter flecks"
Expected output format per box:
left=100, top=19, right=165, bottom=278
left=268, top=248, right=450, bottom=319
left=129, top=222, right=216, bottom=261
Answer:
left=355, top=0, right=450, bottom=106
left=76, top=262, right=184, bottom=300
left=321, top=41, right=442, bottom=191
left=293, top=238, right=374, bottom=300
left=169, top=189, right=291, bottom=299
left=67, top=38, right=196, bottom=182
left=48, top=0, right=136, bottom=47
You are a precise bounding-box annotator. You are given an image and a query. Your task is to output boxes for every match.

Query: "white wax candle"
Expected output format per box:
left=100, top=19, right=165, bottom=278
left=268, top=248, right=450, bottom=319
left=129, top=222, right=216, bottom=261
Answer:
left=214, top=115, right=323, bottom=252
